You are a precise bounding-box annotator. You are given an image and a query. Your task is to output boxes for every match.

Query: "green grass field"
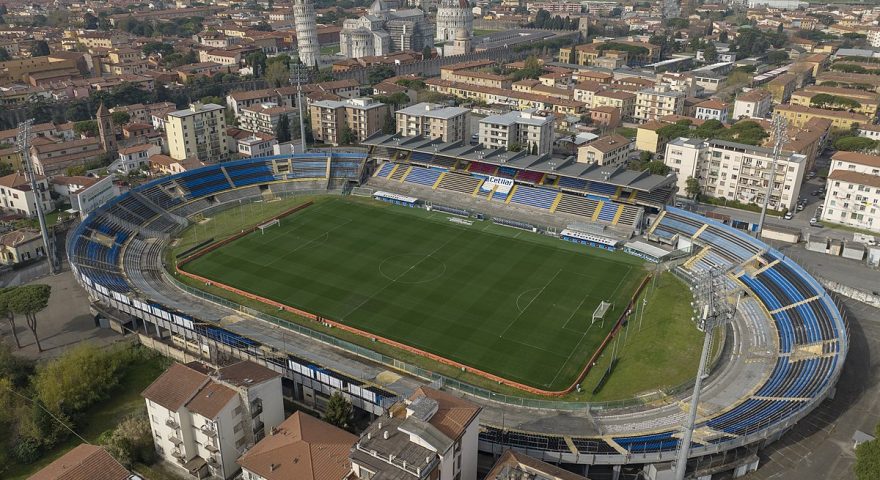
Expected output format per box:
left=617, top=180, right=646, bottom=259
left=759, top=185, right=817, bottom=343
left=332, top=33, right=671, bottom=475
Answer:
left=182, top=197, right=645, bottom=390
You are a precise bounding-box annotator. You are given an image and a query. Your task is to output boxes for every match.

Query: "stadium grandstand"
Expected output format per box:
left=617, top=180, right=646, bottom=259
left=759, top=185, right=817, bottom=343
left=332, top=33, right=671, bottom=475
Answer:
left=67, top=151, right=847, bottom=478
left=362, top=133, right=677, bottom=235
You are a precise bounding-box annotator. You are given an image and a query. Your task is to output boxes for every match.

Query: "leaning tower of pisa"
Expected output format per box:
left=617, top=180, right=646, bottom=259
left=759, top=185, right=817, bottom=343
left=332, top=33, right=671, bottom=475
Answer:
left=292, top=0, right=319, bottom=67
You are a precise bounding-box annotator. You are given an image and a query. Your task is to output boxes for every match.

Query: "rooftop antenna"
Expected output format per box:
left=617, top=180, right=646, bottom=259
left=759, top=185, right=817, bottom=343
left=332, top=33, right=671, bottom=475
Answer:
left=17, top=119, right=57, bottom=275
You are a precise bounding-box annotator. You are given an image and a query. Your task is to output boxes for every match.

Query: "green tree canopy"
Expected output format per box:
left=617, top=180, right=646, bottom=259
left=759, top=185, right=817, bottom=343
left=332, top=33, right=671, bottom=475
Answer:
left=856, top=424, right=880, bottom=480
left=111, top=111, right=130, bottom=126
left=30, top=40, right=50, bottom=57
left=834, top=136, right=877, bottom=152
left=685, top=176, right=701, bottom=199
left=74, top=120, right=98, bottom=137
left=323, top=391, right=353, bottom=431
left=275, top=114, right=291, bottom=143
left=5, top=284, right=50, bottom=352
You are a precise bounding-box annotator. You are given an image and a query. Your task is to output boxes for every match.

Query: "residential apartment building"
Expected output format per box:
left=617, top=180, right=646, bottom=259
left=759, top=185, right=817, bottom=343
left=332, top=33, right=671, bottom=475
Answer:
left=634, top=86, right=685, bottom=122
left=577, top=134, right=633, bottom=166
left=239, top=103, right=298, bottom=136
left=110, top=143, right=160, bottom=174
left=664, top=137, right=807, bottom=211
left=349, top=387, right=482, bottom=480
left=237, top=412, right=356, bottom=480
left=767, top=73, right=798, bottom=104
left=142, top=361, right=284, bottom=480
left=821, top=151, right=880, bottom=232
left=309, top=97, right=389, bottom=146
left=166, top=103, right=228, bottom=162
left=694, top=99, right=729, bottom=123
left=0, top=172, right=53, bottom=217
left=478, top=109, right=554, bottom=155
left=573, top=80, right=607, bottom=108
left=395, top=102, right=469, bottom=142
left=790, top=85, right=880, bottom=118
left=858, top=124, right=880, bottom=141
left=591, top=105, right=622, bottom=128
left=594, top=90, right=636, bottom=121
left=733, top=89, right=772, bottom=120
left=774, top=104, right=872, bottom=130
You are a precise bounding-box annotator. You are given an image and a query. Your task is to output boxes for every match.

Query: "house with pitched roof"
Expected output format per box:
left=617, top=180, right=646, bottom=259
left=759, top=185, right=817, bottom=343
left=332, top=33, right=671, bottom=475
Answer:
left=28, top=444, right=131, bottom=480
left=141, top=361, right=283, bottom=480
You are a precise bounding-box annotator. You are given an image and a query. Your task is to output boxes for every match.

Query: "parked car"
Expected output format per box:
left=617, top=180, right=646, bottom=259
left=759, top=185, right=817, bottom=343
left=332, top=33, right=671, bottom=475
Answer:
left=784, top=212, right=794, bottom=220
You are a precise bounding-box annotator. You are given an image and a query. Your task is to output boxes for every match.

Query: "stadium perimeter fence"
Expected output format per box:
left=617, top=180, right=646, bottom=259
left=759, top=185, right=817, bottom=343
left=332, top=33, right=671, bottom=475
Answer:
left=163, top=265, right=724, bottom=412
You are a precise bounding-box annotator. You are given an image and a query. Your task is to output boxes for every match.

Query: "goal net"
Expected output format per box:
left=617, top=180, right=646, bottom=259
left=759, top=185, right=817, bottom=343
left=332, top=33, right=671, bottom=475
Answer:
left=592, top=301, right=613, bottom=326
left=258, top=219, right=280, bottom=234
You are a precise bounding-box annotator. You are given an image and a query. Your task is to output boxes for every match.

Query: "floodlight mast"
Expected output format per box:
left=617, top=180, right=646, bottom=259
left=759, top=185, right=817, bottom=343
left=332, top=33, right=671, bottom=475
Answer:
left=18, top=119, right=57, bottom=275
left=673, top=269, right=736, bottom=480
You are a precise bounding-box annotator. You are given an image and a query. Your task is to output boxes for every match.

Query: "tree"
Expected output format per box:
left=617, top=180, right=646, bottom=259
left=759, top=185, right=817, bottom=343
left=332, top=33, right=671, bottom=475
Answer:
left=639, top=151, right=653, bottom=163
left=323, top=391, right=352, bottom=430
left=0, top=48, right=10, bottom=61
left=142, top=42, right=174, bottom=57
left=66, top=165, right=87, bottom=176
left=275, top=114, right=291, bottom=143
left=381, top=111, right=395, bottom=135
left=719, top=31, right=728, bottom=43
left=367, top=66, right=395, bottom=85
left=74, top=120, right=98, bottom=137
left=252, top=21, right=272, bottom=31
left=685, top=176, right=701, bottom=200
left=767, top=50, right=789, bottom=65
left=265, top=60, right=290, bottom=88
left=339, top=124, right=356, bottom=145
left=246, top=51, right=268, bottom=76
left=703, top=43, right=718, bottom=63
left=646, top=160, right=670, bottom=175
left=834, top=136, right=877, bottom=152
left=111, top=111, right=130, bottom=126
left=101, top=414, right=155, bottom=468
left=83, top=12, right=98, bottom=29
left=30, top=40, right=49, bottom=57
left=855, top=424, right=880, bottom=480
left=6, top=284, right=50, bottom=353
left=0, top=288, right=20, bottom=349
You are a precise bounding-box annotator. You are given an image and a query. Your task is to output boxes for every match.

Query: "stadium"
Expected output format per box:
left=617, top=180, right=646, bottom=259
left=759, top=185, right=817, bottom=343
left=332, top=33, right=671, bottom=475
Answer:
left=67, top=137, right=848, bottom=479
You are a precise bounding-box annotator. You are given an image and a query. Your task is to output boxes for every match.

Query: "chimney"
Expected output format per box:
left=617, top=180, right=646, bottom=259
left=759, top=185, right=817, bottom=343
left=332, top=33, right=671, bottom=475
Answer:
left=383, top=430, right=389, bottom=440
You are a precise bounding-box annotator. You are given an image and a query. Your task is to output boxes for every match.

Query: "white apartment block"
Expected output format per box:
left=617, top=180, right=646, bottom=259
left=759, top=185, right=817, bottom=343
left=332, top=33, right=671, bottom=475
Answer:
left=733, top=89, right=772, bottom=120
left=309, top=97, right=389, bottom=146
left=694, top=100, right=729, bottom=123
left=395, top=102, right=469, bottom=143
left=478, top=109, right=554, bottom=155
left=664, top=137, right=807, bottom=211
left=239, top=103, right=297, bottom=136
left=821, top=151, right=880, bottom=232
left=166, top=102, right=228, bottom=162
left=634, top=86, right=685, bottom=122
left=858, top=124, right=880, bottom=141
left=868, top=29, right=880, bottom=49
left=0, top=172, right=53, bottom=217
left=349, top=387, right=482, bottom=480
left=111, top=143, right=161, bottom=174
left=142, top=361, right=284, bottom=480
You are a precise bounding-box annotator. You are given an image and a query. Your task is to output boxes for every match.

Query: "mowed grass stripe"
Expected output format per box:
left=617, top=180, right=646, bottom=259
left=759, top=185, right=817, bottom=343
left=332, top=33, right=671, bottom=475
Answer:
left=183, top=197, right=644, bottom=389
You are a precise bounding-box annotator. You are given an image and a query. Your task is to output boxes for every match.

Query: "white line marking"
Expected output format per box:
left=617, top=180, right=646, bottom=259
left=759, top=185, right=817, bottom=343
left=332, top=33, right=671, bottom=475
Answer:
left=499, top=268, right=562, bottom=339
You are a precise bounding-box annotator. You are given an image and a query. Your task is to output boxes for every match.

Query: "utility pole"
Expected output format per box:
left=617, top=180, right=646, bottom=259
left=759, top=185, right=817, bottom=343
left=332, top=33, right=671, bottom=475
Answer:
left=291, top=63, right=310, bottom=154
left=674, top=269, right=737, bottom=480
left=17, top=119, right=57, bottom=275
left=756, top=115, right=787, bottom=239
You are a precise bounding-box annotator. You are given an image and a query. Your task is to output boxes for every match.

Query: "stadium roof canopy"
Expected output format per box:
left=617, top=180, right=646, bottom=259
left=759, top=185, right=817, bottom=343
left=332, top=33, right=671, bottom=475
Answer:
left=364, top=133, right=677, bottom=193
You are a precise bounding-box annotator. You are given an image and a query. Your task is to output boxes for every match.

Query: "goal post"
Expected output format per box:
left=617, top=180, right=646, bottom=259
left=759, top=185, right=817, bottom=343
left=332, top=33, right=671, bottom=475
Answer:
left=592, top=301, right=613, bottom=327
left=258, top=218, right=280, bottom=234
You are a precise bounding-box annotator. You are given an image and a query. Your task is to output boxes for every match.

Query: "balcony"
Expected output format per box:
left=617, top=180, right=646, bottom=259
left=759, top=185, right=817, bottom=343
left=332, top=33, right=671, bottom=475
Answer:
left=251, top=403, right=263, bottom=418
left=200, top=425, right=218, bottom=438
left=253, top=420, right=265, bottom=434
left=169, top=435, right=184, bottom=446
left=172, top=448, right=185, bottom=461
left=165, top=418, right=180, bottom=429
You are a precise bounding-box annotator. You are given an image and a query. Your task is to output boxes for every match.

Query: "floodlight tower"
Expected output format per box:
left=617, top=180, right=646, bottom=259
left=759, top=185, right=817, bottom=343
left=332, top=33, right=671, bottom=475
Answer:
left=756, top=115, right=788, bottom=239
left=17, top=119, right=57, bottom=275
left=673, top=269, right=738, bottom=480
left=291, top=63, right=311, bottom=153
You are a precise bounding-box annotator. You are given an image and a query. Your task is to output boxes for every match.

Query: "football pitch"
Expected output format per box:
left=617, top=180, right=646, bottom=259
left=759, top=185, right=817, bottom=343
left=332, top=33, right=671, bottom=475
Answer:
left=181, top=197, right=646, bottom=390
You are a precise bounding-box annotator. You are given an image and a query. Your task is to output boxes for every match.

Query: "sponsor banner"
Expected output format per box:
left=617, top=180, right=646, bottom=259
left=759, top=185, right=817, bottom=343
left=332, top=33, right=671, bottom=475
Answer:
left=480, top=176, right=514, bottom=194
